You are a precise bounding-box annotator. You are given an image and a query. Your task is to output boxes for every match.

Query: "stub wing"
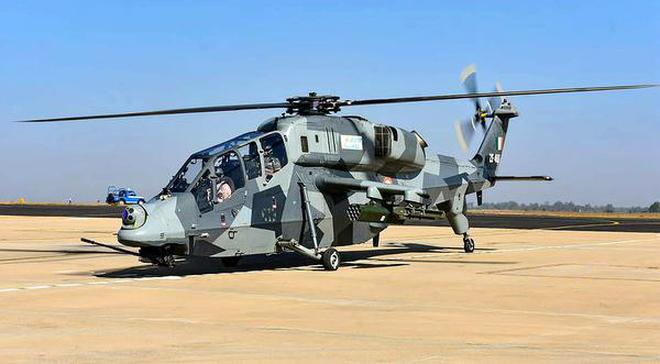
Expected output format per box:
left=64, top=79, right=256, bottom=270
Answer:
left=315, top=175, right=446, bottom=225
left=315, top=176, right=428, bottom=204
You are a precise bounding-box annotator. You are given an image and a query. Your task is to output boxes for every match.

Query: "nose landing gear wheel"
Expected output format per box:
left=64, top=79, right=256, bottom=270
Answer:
left=321, top=248, right=341, bottom=271
left=153, top=254, right=176, bottom=268
left=463, top=237, right=475, bottom=253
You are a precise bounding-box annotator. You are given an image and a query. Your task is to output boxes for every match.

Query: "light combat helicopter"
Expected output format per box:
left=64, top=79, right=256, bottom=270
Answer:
left=19, top=66, right=657, bottom=270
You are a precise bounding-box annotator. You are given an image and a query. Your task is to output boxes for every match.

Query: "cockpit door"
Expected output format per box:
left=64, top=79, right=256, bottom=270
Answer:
left=190, top=170, right=214, bottom=214
left=189, top=150, right=246, bottom=251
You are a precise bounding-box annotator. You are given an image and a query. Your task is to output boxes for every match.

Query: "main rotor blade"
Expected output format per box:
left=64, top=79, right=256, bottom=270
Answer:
left=14, top=84, right=657, bottom=122
left=16, top=102, right=291, bottom=122
left=345, top=84, right=658, bottom=107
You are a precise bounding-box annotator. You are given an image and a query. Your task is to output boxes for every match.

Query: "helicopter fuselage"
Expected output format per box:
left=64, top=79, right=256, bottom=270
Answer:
left=116, top=112, right=502, bottom=263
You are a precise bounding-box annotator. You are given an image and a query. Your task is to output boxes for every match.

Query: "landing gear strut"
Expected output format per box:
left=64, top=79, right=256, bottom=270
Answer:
left=296, top=180, right=341, bottom=271
left=463, top=233, right=475, bottom=253
left=277, top=240, right=342, bottom=271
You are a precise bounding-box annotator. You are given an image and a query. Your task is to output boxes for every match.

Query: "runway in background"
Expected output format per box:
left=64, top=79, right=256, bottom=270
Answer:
left=1, top=204, right=658, bottom=233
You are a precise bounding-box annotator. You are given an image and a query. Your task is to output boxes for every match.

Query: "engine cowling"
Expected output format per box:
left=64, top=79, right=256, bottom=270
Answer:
left=373, top=125, right=427, bottom=176
left=285, top=115, right=428, bottom=176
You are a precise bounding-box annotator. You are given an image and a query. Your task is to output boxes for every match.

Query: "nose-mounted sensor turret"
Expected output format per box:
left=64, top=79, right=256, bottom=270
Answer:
left=121, top=205, right=146, bottom=229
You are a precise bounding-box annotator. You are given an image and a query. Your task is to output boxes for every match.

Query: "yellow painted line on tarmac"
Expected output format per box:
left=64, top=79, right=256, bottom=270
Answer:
left=544, top=220, right=620, bottom=230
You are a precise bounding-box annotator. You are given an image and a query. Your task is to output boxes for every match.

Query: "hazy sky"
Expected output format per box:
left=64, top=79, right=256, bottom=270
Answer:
left=0, top=1, right=658, bottom=206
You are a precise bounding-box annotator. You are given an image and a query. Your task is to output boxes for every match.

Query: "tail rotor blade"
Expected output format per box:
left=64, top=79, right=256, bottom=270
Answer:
left=454, top=118, right=476, bottom=152
left=487, top=81, right=504, bottom=112
left=460, top=64, right=483, bottom=111
left=478, top=118, right=487, bottom=131
left=485, top=97, right=493, bottom=114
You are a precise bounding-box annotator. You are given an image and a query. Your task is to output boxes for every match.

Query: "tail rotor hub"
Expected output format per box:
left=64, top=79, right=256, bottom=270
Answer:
left=455, top=64, right=503, bottom=152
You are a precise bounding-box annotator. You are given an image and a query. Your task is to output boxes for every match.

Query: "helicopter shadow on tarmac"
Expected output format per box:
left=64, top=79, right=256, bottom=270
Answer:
left=0, top=246, right=126, bottom=266
left=94, top=242, right=513, bottom=279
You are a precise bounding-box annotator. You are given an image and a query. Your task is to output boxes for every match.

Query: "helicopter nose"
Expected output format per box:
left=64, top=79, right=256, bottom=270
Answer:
left=117, top=196, right=187, bottom=247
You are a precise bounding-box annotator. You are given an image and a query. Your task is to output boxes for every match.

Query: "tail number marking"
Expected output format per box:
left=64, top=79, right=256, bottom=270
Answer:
left=488, top=153, right=501, bottom=164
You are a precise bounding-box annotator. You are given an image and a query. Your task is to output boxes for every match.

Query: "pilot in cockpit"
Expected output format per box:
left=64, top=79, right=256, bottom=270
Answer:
left=263, top=144, right=282, bottom=181
left=214, top=167, right=234, bottom=203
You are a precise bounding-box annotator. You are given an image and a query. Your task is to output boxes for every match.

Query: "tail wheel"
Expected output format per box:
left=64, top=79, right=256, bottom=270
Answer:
left=321, top=248, right=341, bottom=271
left=463, top=238, right=475, bottom=253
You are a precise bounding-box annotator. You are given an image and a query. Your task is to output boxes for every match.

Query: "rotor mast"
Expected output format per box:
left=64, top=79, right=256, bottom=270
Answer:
left=285, top=92, right=343, bottom=115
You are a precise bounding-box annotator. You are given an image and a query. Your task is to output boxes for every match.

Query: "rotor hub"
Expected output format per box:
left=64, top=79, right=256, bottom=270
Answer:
left=286, top=92, right=344, bottom=115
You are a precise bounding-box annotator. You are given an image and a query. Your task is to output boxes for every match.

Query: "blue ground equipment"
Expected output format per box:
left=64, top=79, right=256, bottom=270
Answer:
left=105, top=186, right=145, bottom=205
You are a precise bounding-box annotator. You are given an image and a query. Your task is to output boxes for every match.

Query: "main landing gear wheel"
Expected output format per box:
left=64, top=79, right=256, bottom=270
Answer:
left=463, top=236, right=475, bottom=253
left=321, top=248, right=341, bottom=271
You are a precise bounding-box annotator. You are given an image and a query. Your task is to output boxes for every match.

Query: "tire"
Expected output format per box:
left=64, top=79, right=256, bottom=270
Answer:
left=321, top=248, right=341, bottom=271
left=463, top=238, right=475, bottom=253
left=119, top=199, right=126, bottom=206
left=221, top=256, right=241, bottom=267
left=138, top=199, right=145, bottom=204
left=372, top=233, right=380, bottom=247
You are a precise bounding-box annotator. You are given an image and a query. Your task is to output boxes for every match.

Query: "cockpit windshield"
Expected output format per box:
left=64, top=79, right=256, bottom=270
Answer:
left=164, top=132, right=262, bottom=193
left=167, top=157, right=205, bottom=192
left=191, top=131, right=262, bottom=158
left=164, top=131, right=272, bottom=196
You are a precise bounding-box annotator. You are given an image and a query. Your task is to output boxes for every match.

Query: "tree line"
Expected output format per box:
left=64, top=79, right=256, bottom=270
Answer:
left=471, top=201, right=660, bottom=213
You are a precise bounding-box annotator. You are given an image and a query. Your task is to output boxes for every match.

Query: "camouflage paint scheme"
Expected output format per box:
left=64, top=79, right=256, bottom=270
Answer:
left=116, top=98, right=519, bottom=260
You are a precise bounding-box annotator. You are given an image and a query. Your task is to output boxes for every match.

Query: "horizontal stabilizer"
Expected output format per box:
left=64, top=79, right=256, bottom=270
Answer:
left=493, top=176, right=553, bottom=181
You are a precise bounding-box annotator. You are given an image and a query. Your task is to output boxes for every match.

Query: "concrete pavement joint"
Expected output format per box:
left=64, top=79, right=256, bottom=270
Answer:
left=0, top=275, right=183, bottom=294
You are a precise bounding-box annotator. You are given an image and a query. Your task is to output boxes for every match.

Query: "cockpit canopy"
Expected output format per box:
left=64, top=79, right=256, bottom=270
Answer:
left=164, top=131, right=288, bottom=199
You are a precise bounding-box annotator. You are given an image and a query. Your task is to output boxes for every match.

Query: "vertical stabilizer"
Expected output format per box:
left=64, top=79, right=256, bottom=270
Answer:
left=472, top=99, right=518, bottom=179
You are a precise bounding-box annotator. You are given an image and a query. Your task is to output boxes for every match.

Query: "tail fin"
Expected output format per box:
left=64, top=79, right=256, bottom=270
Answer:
left=471, top=98, right=518, bottom=179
